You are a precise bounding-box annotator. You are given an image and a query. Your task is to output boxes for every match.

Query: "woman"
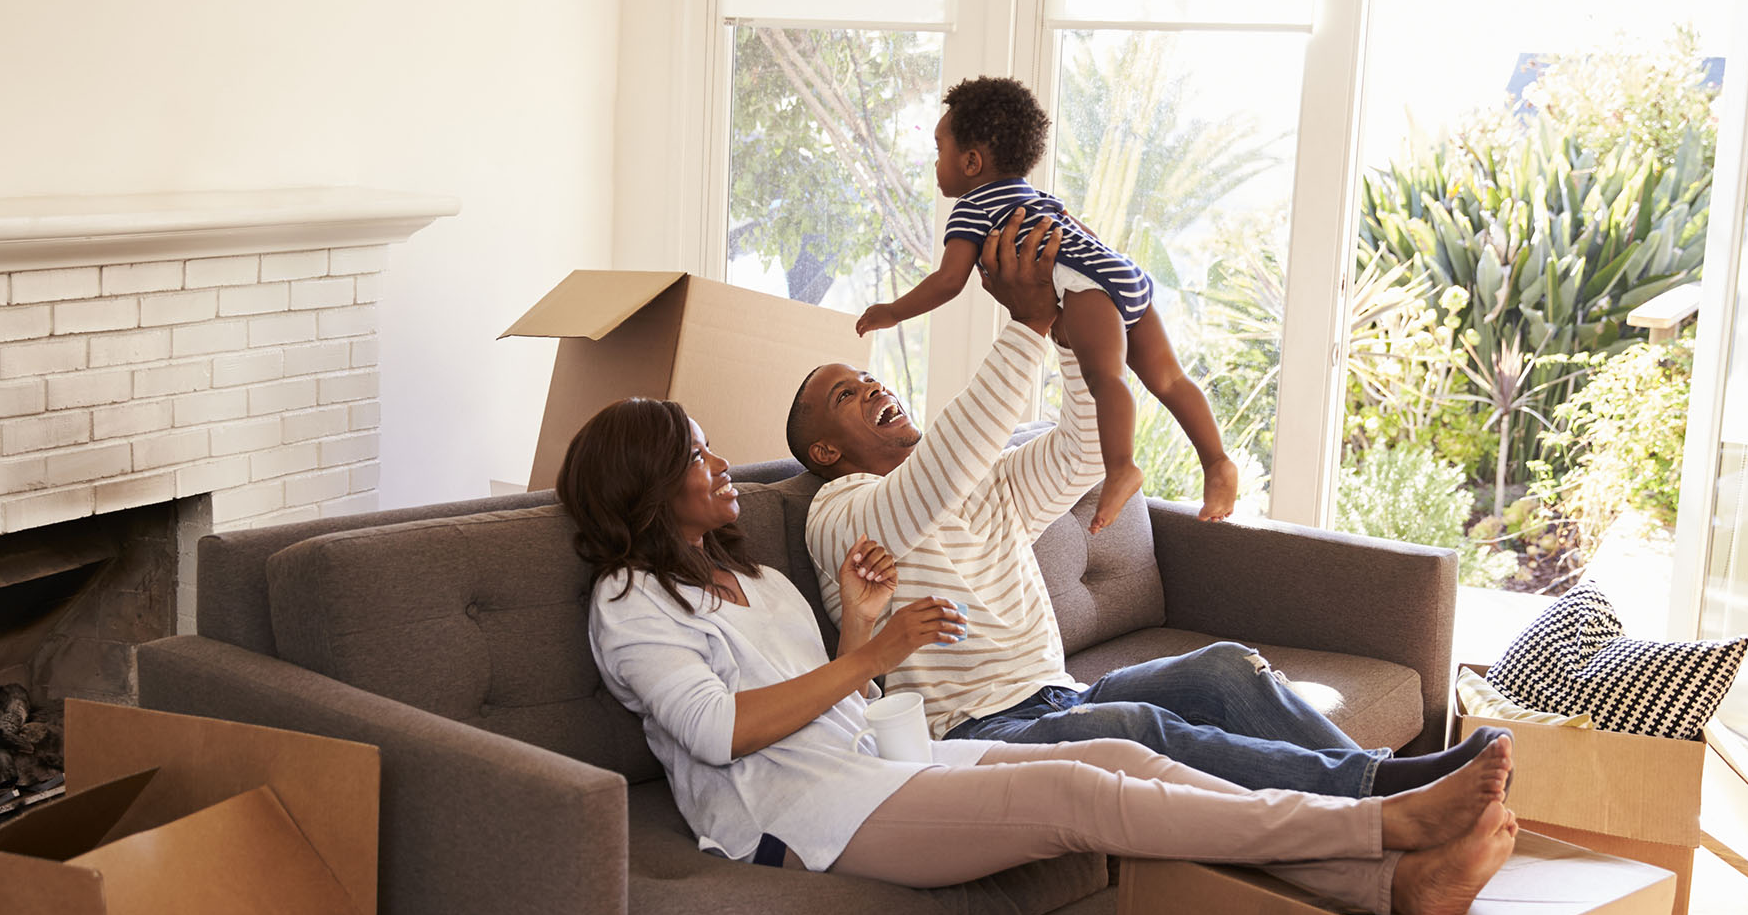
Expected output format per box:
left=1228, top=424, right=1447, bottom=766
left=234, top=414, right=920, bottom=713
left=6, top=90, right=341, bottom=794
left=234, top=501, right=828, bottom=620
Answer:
left=559, top=398, right=1517, bottom=915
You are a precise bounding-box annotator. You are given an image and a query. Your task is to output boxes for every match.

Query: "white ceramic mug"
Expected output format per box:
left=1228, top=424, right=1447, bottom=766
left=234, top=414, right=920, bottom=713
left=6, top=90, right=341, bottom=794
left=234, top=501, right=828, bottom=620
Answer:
left=850, top=692, right=932, bottom=763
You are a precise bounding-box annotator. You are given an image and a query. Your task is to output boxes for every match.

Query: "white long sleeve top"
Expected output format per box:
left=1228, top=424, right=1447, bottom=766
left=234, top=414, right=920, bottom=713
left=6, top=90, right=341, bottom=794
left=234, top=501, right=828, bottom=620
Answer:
left=589, top=565, right=994, bottom=870
left=806, top=319, right=1105, bottom=737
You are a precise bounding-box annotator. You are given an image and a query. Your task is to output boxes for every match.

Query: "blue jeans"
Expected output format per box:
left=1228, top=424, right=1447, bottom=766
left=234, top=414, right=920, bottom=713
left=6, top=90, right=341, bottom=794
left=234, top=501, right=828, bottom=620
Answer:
left=942, top=642, right=1387, bottom=797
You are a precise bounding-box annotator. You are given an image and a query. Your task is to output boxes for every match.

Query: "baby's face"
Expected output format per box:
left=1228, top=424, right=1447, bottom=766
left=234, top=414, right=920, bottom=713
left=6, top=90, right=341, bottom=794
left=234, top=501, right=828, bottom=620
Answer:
left=934, top=111, right=974, bottom=198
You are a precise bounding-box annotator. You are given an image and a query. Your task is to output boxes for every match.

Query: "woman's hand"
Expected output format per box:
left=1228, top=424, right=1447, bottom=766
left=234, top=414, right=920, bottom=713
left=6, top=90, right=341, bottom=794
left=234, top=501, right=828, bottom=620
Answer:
left=838, top=535, right=896, bottom=627
left=860, top=597, right=966, bottom=675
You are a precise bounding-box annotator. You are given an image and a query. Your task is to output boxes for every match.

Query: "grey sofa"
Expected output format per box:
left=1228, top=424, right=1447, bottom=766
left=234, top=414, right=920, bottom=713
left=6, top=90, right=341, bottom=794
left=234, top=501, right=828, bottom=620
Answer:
left=136, top=454, right=1456, bottom=915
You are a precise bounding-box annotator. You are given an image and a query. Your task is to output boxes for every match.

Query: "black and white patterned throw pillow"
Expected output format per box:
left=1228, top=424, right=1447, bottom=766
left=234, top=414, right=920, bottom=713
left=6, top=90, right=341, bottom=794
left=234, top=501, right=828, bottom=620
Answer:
left=1486, top=581, right=1748, bottom=741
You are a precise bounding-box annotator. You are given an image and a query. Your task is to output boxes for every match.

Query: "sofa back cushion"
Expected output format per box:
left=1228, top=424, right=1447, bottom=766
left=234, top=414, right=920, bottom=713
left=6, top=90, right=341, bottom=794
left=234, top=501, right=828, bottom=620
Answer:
left=198, top=490, right=558, bottom=656
left=266, top=504, right=666, bottom=784
left=741, top=466, right=1163, bottom=659
left=1033, top=486, right=1165, bottom=656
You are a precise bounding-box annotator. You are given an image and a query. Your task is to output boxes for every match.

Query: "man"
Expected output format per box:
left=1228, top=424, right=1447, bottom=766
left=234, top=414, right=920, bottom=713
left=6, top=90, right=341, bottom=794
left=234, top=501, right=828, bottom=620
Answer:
left=787, top=209, right=1503, bottom=797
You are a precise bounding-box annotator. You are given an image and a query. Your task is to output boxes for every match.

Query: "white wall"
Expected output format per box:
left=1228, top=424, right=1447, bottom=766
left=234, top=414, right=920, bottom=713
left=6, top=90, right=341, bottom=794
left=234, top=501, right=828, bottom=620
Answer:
left=0, top=0, right=619, bottom=504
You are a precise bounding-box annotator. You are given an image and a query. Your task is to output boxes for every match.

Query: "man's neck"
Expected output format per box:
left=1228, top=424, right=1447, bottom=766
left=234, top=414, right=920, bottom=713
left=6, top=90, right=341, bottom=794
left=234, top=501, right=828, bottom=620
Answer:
left=824, top=448, right=912, bottom=480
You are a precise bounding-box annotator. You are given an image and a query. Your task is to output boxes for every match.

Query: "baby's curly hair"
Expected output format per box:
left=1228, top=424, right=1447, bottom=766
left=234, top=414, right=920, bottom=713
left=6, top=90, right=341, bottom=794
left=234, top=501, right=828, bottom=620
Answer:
left=943, top=76, right=1050, bottom=176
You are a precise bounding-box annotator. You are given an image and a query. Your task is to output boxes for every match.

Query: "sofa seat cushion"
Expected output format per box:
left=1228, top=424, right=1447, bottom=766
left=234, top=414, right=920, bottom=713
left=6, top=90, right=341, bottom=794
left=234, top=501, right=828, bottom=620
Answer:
left=627, top=780, right=1108, bottom=914
left=1063, top=628, right=1424, bottom=752
left=264, top=504, right=666, bottom=784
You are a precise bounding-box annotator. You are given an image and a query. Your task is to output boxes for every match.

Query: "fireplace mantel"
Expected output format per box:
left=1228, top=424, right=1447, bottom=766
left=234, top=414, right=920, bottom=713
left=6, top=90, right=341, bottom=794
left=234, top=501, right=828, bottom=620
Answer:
left=0, top=188, right=460, bottom=273
left=3, top=185, right=455, bottom=543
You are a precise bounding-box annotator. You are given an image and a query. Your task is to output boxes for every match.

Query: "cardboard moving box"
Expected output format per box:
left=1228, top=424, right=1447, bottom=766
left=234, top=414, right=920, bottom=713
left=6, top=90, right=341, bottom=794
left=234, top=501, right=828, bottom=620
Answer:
left=1454, top=663, right=1704, bottom=914
left=0, top=700, right=380, bottom=915
left=1118, top=830, right=1676, bottom=914
left=502, top=270, right=871, bottom=489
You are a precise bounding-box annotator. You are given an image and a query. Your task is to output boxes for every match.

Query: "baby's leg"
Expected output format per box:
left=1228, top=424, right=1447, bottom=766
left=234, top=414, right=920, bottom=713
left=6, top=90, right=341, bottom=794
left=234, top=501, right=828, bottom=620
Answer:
left=1059, top=289, right=1142, bottom=534
left=1126, top=305, right=1237, bottom=521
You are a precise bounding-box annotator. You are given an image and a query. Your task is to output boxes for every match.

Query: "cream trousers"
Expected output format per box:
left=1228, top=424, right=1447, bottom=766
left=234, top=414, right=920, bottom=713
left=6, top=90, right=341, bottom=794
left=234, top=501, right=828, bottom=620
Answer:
left=829, top=738, right=1399, bottom=915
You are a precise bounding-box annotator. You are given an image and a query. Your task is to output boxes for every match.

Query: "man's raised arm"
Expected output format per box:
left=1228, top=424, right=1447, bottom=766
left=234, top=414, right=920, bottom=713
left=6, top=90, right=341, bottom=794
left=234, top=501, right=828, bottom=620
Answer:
left=970, top=339, right=1104, bottom=543
left=807, top=213, right=1064, bottom=575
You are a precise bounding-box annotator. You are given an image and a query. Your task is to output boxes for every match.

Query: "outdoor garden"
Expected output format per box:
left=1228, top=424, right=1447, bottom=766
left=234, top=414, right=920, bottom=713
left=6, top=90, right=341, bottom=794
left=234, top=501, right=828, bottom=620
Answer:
left=723, top=24, right=1720, bottom=595
left=1203, top=27, right=1716, bottom=593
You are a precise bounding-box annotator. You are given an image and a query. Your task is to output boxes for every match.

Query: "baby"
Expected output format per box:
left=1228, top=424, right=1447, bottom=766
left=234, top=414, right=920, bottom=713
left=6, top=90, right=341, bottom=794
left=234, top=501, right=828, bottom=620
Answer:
left=857, top=76, right=1237, bottom=532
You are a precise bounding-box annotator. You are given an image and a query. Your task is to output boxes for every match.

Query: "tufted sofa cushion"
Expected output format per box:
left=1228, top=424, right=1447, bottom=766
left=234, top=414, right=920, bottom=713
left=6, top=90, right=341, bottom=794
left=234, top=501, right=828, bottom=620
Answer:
left=1033, top=483, right=1165, bottom=656
left=264, top=503, right=665, bottom=784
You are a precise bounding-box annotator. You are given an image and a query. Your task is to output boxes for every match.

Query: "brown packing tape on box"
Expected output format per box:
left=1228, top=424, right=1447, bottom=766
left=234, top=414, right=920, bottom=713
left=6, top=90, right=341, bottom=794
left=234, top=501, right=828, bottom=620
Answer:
left=1117, top=831, right=1675, bottom=914
left=1452, top=663, right=1704, bottom=915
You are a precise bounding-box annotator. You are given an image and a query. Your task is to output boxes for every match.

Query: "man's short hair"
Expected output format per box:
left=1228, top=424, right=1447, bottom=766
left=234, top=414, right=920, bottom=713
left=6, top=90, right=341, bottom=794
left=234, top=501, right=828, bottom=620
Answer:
left=785, top=366, right=824, bottom=471
left=943, top=76, right=1051, bottom=176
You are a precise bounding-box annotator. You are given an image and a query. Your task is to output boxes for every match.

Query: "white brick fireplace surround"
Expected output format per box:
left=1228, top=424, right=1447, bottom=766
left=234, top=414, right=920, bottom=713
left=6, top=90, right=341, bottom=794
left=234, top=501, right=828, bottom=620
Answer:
left=0, top=188, right=456, bottom=626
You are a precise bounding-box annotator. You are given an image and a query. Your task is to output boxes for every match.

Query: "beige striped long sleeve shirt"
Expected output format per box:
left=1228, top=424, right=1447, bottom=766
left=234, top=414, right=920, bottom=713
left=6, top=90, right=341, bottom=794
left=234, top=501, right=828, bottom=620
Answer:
left=806, top=320, right=1105, bottom=738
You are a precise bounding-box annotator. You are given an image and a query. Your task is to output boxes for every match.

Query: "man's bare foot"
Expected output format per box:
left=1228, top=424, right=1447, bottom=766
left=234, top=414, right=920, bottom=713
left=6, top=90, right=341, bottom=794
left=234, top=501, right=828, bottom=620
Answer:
left=1198, top=456, right=1238, bottom=521
left=1380, top=736, right=1512, bottom=849
left=1091, top=463, right=1144, bottom=534
left=1391, top=801, right=1517, bottom=915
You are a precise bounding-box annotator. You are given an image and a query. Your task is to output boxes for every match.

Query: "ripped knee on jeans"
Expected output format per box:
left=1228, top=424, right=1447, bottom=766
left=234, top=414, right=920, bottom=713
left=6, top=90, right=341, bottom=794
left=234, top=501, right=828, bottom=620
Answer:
left=1243, top=650, right=1291, bottom=686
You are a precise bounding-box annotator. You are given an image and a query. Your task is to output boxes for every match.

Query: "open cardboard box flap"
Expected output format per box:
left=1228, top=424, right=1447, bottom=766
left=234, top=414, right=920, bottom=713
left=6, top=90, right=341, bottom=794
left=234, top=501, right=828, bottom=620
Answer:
left=0, top=700, right=379, bottom=915
left=502, top=269, right=869, bottom=487
left=497, top=269, right=687, bottom=340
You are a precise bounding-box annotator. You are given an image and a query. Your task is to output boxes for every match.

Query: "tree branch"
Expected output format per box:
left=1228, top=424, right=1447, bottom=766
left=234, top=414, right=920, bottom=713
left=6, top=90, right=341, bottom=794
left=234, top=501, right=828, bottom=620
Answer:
left=760, top=30, right=933, bottom=266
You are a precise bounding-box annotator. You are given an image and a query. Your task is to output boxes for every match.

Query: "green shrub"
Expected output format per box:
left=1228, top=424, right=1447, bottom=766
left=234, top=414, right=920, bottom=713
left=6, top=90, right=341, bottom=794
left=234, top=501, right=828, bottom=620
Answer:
left=1354, top=28, right=1715, bottom=498
left=1343, top=271, right=1497, bottom=478
left=1335, top=444, right=1519, bottom=586
left=1462, top=26, right=1719, bottom=173
left=1533, top=331, right=1693, bottom=554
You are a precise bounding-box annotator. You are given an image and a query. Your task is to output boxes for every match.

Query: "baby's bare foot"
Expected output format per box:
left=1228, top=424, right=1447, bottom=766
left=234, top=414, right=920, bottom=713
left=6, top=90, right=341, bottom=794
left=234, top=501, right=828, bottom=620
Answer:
left=1199, top=456, right=1238, bottom=521
left=1381, top=735, right=1512, bottom=849
left=1391, top=801, right=1517, bottom=915
left=1091, top=463, right=1144, bottom=534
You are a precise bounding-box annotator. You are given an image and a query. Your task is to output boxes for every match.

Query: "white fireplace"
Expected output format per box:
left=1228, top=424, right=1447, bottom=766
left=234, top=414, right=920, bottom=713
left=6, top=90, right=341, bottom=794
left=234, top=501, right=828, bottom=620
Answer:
left=0, top=187, right=454, bottom=701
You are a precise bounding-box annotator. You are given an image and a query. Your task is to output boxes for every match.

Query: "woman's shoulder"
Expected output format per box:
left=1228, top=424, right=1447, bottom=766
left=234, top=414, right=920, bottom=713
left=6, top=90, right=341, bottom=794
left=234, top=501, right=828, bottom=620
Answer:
left=592, top=568, right=682, bottom=616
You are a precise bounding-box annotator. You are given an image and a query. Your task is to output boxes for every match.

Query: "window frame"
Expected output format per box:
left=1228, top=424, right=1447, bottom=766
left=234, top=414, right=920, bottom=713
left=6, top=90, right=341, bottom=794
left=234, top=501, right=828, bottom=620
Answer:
left=628, top=0, right=1367, bottom=527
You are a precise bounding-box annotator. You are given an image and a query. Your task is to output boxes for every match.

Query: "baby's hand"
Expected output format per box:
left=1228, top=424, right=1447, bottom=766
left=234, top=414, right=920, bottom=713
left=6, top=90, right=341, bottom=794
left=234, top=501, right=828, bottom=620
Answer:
left=856, top=303, right=899, bottom=337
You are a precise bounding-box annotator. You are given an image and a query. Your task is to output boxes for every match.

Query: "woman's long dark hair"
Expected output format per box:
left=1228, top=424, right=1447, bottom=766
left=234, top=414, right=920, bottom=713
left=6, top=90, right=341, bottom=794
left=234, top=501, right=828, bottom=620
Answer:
left=556, top=398, right=759, bottom=613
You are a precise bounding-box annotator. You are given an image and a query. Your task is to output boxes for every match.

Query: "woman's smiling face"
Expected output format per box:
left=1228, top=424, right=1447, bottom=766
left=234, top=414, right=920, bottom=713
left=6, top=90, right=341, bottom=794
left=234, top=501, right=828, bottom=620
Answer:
left=671, top=418, right=739, bottom=546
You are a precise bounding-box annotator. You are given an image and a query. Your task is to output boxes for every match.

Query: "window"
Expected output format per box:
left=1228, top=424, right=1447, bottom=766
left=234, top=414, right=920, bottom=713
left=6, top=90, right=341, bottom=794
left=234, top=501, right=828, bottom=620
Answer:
left=723, top=24, right=944, bottom=418
left=624, top=0, right=1362, bottom=515
left=1040, top=24, right=1309, bottom=514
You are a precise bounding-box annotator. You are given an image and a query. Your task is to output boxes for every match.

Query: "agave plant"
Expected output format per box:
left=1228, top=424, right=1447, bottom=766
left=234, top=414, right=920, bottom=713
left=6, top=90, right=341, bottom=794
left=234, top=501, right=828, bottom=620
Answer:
left=1356, top=120, right=1710, bottom=485
left=1448, top=325, right=1587, bottom=517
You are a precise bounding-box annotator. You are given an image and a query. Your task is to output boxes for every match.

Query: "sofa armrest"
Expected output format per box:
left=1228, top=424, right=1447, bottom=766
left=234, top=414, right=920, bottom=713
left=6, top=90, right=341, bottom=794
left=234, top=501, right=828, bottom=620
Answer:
left=1148, top=499, right=1457, bottom=755
left=137, top=635, right=628, bottom=915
